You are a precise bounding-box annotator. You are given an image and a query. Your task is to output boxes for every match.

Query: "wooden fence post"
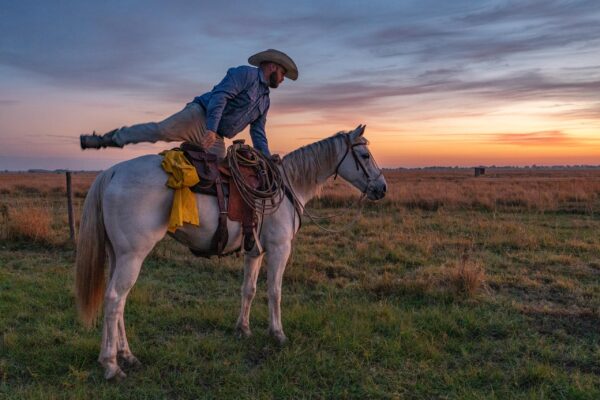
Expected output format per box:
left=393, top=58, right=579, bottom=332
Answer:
left=66, top=171, right=75, bottom=246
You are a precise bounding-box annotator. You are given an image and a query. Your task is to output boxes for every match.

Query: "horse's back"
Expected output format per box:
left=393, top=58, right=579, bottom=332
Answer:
left=101, top=155, right=173, bottom=252
left=100, top=153, right=228, bottom=254
left=106, top=154, right=167, bottom=185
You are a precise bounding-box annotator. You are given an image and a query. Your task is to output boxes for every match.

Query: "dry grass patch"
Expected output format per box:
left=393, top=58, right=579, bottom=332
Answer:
left=3, top=205, right=54, bottom=243
left=0, top=172, right=97, bottom=196
left=444, top=257, right=487, bottom=297
left=317, top=168, right=600, bottom=213
left=364, top=256, right=487, bottom=299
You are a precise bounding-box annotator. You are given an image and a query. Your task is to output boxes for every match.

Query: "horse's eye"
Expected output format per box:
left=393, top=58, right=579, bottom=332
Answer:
left=361, top=154, right=370, bottom=160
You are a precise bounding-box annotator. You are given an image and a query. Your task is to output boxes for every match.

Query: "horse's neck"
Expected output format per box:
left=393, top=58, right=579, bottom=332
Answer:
left=284, top=174, right=323, bottom=206
left=281, top=137, right=343, bottom=206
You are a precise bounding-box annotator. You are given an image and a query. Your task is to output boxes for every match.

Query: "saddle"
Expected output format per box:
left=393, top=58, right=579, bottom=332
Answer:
left=180, top=141, right=261, bottom=257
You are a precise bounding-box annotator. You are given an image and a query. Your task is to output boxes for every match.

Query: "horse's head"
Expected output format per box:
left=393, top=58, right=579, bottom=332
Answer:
left=334, top=125, right=387, bottom=200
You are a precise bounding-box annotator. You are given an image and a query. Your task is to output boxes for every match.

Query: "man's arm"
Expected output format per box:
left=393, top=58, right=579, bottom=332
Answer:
left=204, top=67, right=248, bottom=133
left=249, top=108, right=271, bottom=157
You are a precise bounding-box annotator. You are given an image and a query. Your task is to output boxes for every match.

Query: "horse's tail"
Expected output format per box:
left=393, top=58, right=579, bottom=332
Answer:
left=75, top=169, right=113, bottom=328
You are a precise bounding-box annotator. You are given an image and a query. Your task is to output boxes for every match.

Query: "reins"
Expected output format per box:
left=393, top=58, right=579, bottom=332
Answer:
left=279, top=133, right=378, bottom=234
left=228, top=133, right=380, bottom=235
left=280, top=161, right=367, bottom=234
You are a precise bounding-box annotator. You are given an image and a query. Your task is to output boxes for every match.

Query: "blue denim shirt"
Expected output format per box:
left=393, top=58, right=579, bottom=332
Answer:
left=193, top=66, right=271, bottom=156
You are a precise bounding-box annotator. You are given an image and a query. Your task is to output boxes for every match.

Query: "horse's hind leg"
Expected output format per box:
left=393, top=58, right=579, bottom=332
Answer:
left=117, top=314, right=141, bottom=367
left=235, top=253, right=265, bottom=337
left=106, top=244, right=141, bottom=368
left=99, top=252, right=145, bottom=380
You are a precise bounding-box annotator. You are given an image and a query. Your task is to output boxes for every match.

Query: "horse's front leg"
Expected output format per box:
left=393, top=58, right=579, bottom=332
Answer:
left=235, top=253, right=264, bottom=337
left=266, top=242, right=292, bottom=344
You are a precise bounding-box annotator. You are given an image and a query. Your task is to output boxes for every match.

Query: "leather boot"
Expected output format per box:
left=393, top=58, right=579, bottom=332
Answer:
left=80, top=129, right=122, bottom=149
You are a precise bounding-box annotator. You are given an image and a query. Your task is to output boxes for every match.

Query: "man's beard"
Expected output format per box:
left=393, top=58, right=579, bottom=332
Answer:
left=269, top=71, right=279, bottom=88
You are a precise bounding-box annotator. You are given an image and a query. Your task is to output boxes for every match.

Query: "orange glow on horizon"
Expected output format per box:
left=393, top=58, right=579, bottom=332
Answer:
left=1, top=93, right=598, bottom=170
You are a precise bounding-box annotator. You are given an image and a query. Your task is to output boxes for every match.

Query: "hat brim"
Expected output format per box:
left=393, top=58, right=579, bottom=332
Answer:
left=248, top=50, right=298, bottom=81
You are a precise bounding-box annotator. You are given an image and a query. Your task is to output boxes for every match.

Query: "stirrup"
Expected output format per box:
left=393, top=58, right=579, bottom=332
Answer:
left=242, top=229, right=264, bottom=257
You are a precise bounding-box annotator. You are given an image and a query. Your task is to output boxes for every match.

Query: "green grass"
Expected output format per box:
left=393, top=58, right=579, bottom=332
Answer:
left=1, top=208, right=600, bottom=399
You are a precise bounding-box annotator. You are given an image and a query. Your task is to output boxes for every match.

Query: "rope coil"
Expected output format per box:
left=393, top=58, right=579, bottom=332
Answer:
left=227, top=141, right=285, bottom=215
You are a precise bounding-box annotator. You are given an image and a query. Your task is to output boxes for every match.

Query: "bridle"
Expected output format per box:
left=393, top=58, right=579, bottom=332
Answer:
left=333, top=133, right=382, bottom=193
left=279, top=133, right=383, bottom=234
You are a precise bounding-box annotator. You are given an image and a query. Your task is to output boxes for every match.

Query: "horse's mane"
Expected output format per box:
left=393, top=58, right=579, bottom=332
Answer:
left=281, top=132, right=348, bottom=195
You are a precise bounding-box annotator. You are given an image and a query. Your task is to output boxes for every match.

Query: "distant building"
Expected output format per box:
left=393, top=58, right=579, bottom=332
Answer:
left=474, top=167, right=485, bottom=177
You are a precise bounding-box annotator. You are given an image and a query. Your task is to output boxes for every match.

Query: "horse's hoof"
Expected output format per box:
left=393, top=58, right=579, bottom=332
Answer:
left=121, top=353, right=142, bottom=369
left=105, top=365, right=127, bottom=381
left=269, top=329, right=288, bottom=345
left=276, top=334, right=288, bottom=346
left=236, top=324, right=252, bottom=338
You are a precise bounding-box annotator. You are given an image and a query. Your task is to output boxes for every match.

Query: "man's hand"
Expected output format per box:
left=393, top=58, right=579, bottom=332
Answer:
left=200, top=130, right=217, bottom=149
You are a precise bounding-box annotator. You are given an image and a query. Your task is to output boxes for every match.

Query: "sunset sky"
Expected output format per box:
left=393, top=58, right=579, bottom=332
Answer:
left=1, top=0, right=599, bottom=170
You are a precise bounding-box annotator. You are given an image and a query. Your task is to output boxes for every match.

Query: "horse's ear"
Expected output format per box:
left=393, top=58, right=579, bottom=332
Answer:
left=350, top=124, right=366, bottom=141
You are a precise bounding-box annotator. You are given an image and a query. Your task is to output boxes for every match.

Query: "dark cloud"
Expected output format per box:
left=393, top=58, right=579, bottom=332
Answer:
left=358, top=25, right=458, bottom=46
left=448, top=71, right=600, bottom=102
left=553, top=104, right=600, bottom=120
left=459, top=0, right=599, bottom=24
left=274, top=70, right=600, bottom=116
left=1, top=0, right=599, bottom=122
left=0, top=3, right=363, bottom=112
left=0, top=1, right=360, bottom=99
left=200, top=12, right=360, bottom=42
left=0, top=2, right=228, bottom=99
left=417, top=68, right=464, bottom=80
left=357, top=21, right=600, bottom=64
left=562, top=65, right=600, bottom=73
left=348, top=1, right=600, bottom=65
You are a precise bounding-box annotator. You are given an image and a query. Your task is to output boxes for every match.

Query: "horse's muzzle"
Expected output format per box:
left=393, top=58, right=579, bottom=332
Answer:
left=366, top=181, right=386, bottom=200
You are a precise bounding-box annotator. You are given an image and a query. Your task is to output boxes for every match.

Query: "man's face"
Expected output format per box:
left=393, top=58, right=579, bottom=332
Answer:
left=268, top=64, right=286, bottom=89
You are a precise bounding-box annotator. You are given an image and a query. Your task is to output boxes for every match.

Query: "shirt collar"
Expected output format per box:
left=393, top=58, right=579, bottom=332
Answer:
left=258, top=67, right=269, bottom=89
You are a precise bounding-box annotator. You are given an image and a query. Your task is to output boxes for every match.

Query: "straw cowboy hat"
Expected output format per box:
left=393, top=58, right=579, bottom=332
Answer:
left=248, top=49, right=298, bottom=81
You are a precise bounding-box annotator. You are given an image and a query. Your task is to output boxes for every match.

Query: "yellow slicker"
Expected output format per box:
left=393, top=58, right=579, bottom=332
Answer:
left=160, top=150, right=200, bottom=233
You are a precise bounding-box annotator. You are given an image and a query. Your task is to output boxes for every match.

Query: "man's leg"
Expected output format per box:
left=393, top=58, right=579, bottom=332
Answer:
left=81, top=103, right=208, bottom=149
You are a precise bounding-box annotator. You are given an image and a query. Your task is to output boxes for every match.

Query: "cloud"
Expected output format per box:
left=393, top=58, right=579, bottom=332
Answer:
left=273, top=70, right=600, bottom=118
left=451, top=71, right=600, bottom=102
left=555, top=104, right=600, bottom=120
left=492, top=130, right=582, bottom=146
left=348, top=1, right=600, bottom=65
left=0, top=1, right=360, bottom=99
left=0, top=2, right=236, bottom=99
left=2, top=0, right=599, bottom=116
left=1, top=1, right=600, bottom=138
left=459, top=0, right=598, bottom=24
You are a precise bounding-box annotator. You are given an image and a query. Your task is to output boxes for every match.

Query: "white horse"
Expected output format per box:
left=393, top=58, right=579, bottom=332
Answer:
left=75, top=125, right=386, bottom=380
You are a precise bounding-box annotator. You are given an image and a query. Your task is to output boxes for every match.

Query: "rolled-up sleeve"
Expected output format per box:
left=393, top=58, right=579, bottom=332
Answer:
left=250, top=107, right=270, bottom=156
left=205, top=67, right=247, bottom=132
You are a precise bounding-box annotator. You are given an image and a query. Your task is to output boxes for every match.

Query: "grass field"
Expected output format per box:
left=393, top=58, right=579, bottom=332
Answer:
left=1, top=169, right=600, bottom=399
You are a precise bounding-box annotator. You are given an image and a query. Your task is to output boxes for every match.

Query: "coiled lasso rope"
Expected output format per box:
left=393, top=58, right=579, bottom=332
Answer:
left=227, top=141, right=285, bottom=215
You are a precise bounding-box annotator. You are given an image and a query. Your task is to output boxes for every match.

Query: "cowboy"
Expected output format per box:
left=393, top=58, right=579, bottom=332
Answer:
left=80, top=49, right=298, bottom=159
